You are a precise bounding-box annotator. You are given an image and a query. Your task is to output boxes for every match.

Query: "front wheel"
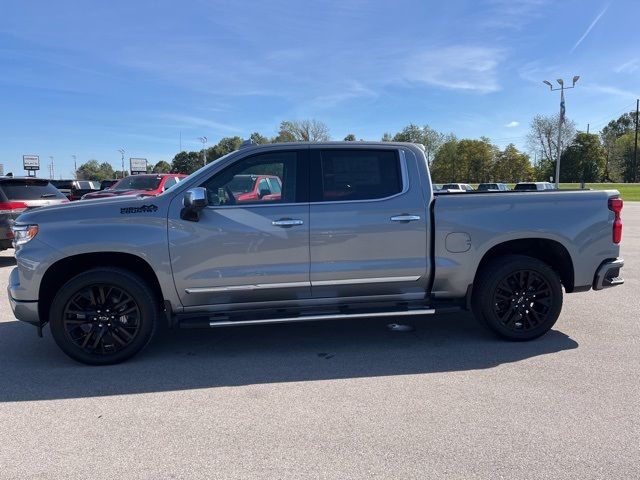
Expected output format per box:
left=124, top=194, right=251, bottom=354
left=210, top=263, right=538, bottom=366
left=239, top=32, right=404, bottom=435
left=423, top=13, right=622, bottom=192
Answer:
left=49, top=268, right=158, bottom=365
left=472, top=255, right=563, bottom=341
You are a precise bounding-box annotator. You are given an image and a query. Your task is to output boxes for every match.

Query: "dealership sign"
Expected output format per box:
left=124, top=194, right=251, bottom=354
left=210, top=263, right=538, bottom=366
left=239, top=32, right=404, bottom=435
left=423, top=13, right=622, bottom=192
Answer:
left=23, top=155, right=40, bottom=171
left=130, top=158, right=148, bottom=175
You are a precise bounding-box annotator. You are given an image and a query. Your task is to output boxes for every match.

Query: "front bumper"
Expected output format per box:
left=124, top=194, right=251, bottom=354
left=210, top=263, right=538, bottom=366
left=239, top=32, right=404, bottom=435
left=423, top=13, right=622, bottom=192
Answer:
left=593, top=258, right=624, bottom=290
left=7, top=267, right=40, bottom=327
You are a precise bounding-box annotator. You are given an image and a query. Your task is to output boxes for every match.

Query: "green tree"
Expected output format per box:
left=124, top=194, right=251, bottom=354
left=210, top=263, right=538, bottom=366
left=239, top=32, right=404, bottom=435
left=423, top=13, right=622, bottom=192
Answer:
left=611, top=133, right=637, bottom=182
left=171, top=151, right=203, bottom=174
left=392, top=124, right=444, bottom=166
left=600, top=111, right=637, bottom=182
left=558, top=133, right=605, bottom=182
left=493, top=144, right=533, bottom=182
left=527, top=114, right=576, bottom=181
left=249, top=132, right=270, bottom=145
left=343, top=133, right=357, bottom=141
left=152, top=160, right=171, bottom=173
left=381, top=132, right=393, bottom=142
left=430, top=135, right=458, bottom=183
left=76, top=160, right=115, bottom=181
left=274, top=119, right=330, bottom=142
left=456, top=138, right=495, bottom=183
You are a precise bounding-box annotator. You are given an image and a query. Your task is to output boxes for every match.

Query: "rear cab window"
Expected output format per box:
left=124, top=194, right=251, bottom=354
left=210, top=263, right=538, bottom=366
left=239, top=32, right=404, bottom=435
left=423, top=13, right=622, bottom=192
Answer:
left=314, top=149, right=402, bottom=201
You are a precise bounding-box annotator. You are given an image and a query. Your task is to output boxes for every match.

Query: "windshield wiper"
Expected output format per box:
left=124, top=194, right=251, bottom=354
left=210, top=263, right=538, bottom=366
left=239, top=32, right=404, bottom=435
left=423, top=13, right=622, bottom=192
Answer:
left=41, top=193, right=59, bottom=198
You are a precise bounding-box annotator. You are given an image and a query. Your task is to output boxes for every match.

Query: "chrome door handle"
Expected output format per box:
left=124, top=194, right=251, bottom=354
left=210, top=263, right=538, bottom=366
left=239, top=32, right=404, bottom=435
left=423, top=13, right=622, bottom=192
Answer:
left=390, top=215, right=421, bottom=222
left=272, top=218, right=304, bottom=227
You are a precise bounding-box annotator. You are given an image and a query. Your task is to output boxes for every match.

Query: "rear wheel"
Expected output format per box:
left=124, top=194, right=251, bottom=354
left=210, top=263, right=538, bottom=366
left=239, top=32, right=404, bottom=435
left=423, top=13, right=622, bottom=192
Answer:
left=472, top=255, right=563, bottom=340
left=49, top=268, right=158, bottom=365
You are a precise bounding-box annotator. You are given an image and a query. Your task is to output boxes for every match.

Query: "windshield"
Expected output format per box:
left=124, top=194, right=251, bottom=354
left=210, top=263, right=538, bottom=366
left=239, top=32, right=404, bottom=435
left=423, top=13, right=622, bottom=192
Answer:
left=442, top=184, right=460, bottom=190
left=478, top=184, right=497, bottom=190
left=514, top=183, right=536, bottom=190
left=114, top=176, right=162, bottom=191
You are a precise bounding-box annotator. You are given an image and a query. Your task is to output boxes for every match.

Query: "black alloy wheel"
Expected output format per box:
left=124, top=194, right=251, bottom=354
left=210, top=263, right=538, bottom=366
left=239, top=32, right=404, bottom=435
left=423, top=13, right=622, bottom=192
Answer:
left=50, top=268, right=157, bottom=365
left=472, top=255, right=563, bottom=341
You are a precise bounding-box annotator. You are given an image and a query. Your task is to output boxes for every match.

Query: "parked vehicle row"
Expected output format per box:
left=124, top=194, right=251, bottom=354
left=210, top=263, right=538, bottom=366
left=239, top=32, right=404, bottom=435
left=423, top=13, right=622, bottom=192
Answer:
left=433, top=182, right=558, bottom=192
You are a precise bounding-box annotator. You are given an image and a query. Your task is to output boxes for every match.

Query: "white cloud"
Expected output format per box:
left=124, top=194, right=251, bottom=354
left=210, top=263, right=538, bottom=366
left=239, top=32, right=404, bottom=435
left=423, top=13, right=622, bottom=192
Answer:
left=505, top=121, right=520, bottom=128
left=614, top=59, right=639, bottom=74
left=406, top=46, right=503, bottom=93
left=570, top=3, right=610, bottom=54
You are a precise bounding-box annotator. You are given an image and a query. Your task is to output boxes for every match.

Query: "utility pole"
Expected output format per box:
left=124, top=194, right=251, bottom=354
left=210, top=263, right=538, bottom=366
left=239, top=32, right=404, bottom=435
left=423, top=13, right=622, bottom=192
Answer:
left=198, top=136, right=208, bottom=167
left=117, top=148, right=125, bottom=178
left=48, top=156, right=54, bottom=179
left=587, top=123, right=590, bottom=134
left=543, top=76, right=580, bottom=188
left=72, top=155, right=77, bottom=177
left=634, top=98, right=639, bottom=182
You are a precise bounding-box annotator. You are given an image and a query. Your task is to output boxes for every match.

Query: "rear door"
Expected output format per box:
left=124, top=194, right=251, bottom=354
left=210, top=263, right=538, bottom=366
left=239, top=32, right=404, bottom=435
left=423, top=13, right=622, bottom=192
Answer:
left=309, top=147, right=430, bottom=300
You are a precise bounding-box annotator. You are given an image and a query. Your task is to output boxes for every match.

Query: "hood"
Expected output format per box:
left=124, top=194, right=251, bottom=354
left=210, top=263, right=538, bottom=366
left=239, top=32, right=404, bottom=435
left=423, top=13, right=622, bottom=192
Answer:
left=15, top=194, right=166, bottom=225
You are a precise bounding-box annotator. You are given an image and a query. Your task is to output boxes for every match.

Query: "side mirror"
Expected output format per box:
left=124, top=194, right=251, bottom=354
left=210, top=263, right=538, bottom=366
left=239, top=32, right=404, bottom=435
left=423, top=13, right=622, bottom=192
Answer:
left=181, top=187, right=208, bottom=221
left=258, top=188, right=270, bottom=199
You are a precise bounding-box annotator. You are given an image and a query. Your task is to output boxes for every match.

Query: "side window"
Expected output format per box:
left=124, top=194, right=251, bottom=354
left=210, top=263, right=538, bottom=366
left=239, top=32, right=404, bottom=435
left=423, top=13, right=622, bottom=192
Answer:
left=202, top=151, right=297, bottom=206
left=163, top=177, right=177, bottom=190
left=318, top=149, right=402, bottom=201
left=267, top=178, right=281, bottom=194
left=257, top=178, right=271, bottom=196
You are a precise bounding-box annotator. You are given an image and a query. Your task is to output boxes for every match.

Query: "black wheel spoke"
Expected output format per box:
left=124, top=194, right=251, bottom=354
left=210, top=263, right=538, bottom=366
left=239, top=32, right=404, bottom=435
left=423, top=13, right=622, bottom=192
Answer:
left=492, top=268, right=553, bottom=333
left=62, top=283, right=141, bottom=356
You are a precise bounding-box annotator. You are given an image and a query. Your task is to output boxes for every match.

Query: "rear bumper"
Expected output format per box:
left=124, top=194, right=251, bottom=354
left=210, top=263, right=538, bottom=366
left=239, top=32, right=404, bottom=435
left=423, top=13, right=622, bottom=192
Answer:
left=593, top=258, right=624, bottom=290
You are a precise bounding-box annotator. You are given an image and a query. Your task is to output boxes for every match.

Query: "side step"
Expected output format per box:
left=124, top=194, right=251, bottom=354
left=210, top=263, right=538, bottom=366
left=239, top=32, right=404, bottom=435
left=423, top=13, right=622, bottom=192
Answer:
left=177, top=307, right=449, bottom=329
left=207, top=308, right=436, bottom=328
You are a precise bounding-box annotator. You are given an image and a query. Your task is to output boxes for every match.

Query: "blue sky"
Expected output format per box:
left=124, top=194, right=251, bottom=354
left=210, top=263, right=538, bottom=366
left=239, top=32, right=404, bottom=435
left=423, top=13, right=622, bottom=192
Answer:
left=1, top=0, right=639, bottom=177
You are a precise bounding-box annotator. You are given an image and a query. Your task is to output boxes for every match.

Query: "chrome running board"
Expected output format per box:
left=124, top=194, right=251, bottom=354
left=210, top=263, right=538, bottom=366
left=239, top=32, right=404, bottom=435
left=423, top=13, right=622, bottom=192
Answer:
left=207, top=308, right=435, bottom=328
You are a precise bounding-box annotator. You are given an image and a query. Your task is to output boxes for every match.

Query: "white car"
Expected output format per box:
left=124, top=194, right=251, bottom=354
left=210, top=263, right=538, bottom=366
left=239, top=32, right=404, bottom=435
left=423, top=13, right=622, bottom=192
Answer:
left=441, top=183, right=474, bottom=192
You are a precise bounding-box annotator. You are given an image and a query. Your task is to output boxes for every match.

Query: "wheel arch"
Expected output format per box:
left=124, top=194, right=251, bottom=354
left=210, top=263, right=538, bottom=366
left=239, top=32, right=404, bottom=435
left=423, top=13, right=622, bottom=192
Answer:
left=474, top=238, right=575, bottom=293
left=38, top=252, right=166, bottom=325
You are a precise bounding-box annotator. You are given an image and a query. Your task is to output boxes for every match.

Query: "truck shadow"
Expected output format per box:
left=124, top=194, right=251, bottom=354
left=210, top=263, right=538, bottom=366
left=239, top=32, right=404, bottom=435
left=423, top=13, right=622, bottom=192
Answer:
left=0, top=313, right=578, bottom=402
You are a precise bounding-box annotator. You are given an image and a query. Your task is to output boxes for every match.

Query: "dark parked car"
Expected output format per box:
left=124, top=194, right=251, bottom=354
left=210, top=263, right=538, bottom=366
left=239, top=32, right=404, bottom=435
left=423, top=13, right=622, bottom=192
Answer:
left=81, top=174, right=186, bottom=200
left=514, top=182, right=556, bottom=191
left=478, top=183, right=510, bottom=191
left=0, top=177, right=69, bottom=250
left=51, top=179, right=100, bottom=201
left=100, top=179, right=118, bottom=190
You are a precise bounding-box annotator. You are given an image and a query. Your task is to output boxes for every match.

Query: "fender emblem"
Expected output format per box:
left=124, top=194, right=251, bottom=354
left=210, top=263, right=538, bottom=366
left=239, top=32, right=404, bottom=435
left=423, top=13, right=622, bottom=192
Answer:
left=120, top=204, right=159, bottom=214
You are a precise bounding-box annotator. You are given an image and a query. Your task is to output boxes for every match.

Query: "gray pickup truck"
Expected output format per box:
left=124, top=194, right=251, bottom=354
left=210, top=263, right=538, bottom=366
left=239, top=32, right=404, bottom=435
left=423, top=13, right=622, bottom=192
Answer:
left=8, top=142, right=624, bottom=365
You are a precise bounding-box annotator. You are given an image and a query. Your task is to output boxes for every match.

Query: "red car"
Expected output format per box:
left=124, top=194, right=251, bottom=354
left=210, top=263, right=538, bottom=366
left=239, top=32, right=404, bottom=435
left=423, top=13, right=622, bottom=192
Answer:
left=228, top=174, right=282, bottom=203
left=81, top=174, right=186, bottom=200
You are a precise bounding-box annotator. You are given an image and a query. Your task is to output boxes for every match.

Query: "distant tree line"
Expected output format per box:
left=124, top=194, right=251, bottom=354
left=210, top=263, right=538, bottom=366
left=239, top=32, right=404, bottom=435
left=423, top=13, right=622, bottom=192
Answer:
left=75, top=112, right=639, bottom=183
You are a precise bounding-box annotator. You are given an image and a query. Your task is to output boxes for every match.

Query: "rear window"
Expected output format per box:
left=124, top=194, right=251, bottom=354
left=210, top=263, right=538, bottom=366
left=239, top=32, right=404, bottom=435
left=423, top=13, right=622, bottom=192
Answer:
left=50, top=180, right=74, bottom=189
left=0, top=179, right=67, bottom=200
left=478, top=184, right=497, bottom=191
left=442, top=184, right=460, bottom=190
left=514, top=183, right=537, bottom=191
left=319, top=150, right=402, bottom=201
left=76, top=181, right=99, bottom=189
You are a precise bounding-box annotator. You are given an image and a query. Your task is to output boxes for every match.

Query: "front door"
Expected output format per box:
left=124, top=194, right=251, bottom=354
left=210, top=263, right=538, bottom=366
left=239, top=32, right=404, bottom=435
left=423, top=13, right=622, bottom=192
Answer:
left=168, top=148, right=310, bottom=308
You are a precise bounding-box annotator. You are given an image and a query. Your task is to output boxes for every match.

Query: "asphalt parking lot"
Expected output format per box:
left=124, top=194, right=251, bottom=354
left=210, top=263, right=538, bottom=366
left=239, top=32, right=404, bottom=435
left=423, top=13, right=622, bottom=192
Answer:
left=0, top=204, right=638, bottom=480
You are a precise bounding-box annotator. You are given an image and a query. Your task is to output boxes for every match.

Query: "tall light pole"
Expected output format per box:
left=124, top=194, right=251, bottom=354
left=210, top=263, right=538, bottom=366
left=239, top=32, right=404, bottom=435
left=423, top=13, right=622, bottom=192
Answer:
left=72, top=155, right=77, bottom=178
left=543, top=75, right=580, bottom=188
left=198, top=136, right=208, bottom=167
left=117, top=149, right=125, bottom=178
left=48, top=155, right=54, bottom=179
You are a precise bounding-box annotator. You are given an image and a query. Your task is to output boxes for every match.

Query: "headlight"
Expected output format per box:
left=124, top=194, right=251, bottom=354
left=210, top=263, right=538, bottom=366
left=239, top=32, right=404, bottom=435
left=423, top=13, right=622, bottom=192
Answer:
left=12, top=224, right=39, bottom=247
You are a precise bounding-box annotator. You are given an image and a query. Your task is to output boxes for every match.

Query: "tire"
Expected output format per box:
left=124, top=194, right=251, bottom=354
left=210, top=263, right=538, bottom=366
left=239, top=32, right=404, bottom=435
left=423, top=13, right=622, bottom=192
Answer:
left=471, top=255, right=563, bottom=341
left=49, top=268, right=158, bottom=365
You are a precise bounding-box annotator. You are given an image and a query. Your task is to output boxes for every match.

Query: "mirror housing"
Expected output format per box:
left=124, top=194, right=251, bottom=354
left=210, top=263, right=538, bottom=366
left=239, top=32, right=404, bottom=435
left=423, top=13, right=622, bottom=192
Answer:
left=181, top=187, right=208, bottom=221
